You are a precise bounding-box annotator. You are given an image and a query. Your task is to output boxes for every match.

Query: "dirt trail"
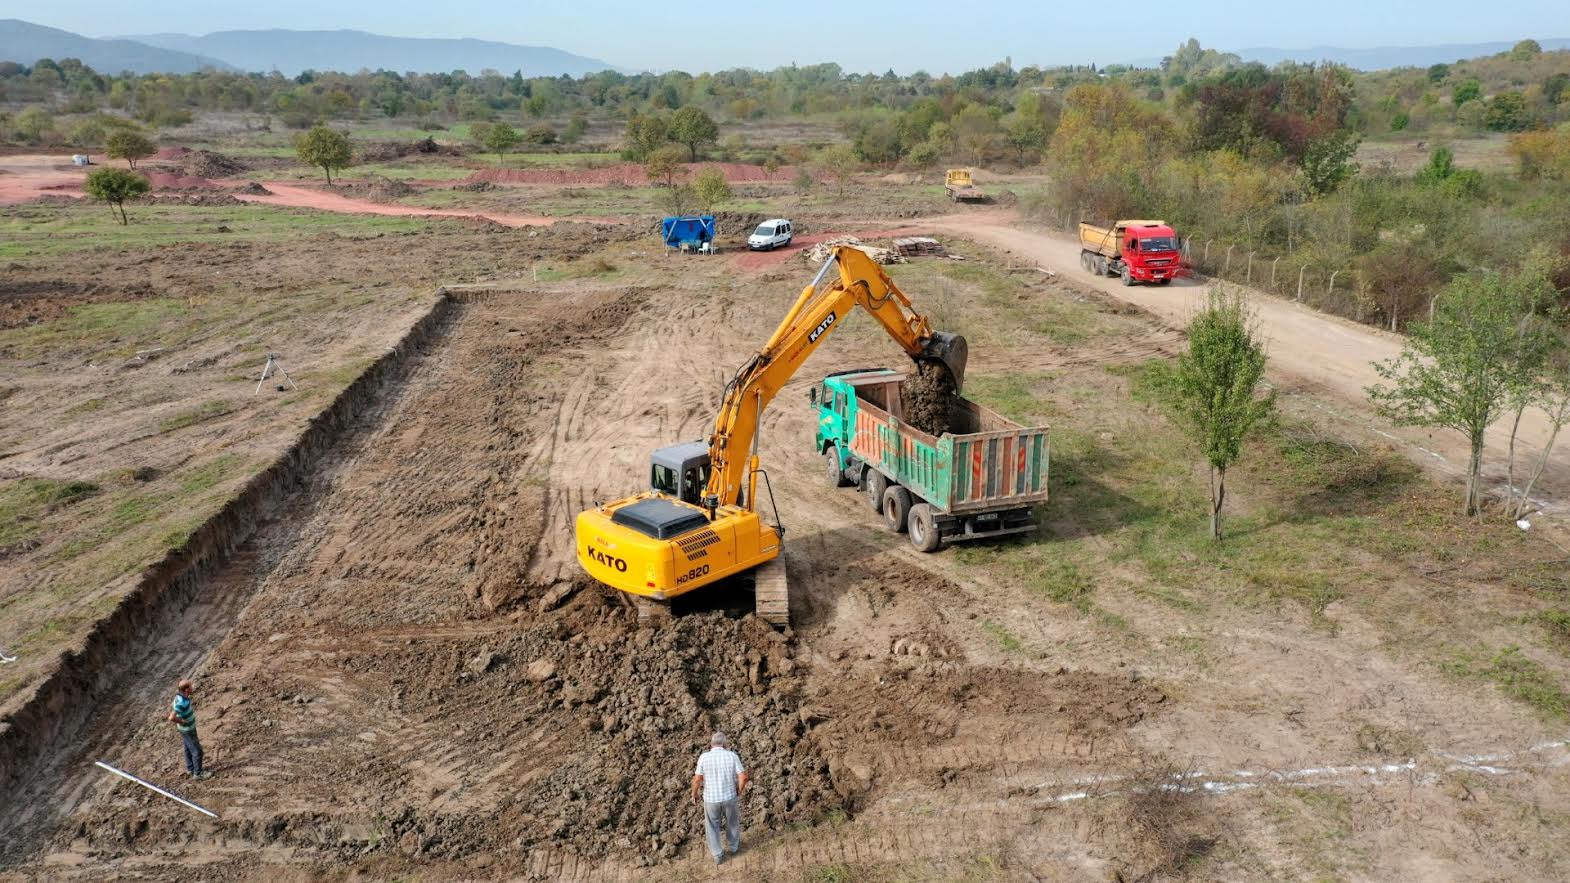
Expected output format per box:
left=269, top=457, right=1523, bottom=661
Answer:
left=935, top=212, right=1570, bottom=516
left=233, top=182, right=568, bottom=226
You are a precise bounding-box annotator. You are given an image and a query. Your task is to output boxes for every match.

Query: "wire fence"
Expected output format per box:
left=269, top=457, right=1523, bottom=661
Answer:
left=1031, top=202, right=1377, bottom=328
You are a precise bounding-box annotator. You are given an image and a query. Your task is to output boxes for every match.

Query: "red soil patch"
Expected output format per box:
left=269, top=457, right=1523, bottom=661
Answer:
left=151, top=146, right=192, bottom=160
left=143, top=170, right=221, bottom=190
left=234, top=181, right=568, bottom=227
left=465, top=162, right=801, bottom=187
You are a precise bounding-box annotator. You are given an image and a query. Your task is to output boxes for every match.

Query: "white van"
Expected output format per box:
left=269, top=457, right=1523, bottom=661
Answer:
left=748, top=219, right=794, bottom=251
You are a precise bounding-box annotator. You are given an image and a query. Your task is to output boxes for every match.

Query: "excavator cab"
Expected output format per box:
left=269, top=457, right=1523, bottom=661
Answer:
left=650, top=440, right=711, bottom=506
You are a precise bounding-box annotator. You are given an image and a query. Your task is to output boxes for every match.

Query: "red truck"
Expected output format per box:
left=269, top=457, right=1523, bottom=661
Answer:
left=1078, top=220, right=1182, bottom=286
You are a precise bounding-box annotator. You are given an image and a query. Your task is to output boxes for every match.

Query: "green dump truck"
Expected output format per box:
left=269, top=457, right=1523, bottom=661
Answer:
left=813, top=368, right=1049, bottom=551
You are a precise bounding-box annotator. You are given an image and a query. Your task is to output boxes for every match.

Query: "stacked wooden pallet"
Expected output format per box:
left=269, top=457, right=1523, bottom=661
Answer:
left=892, top=237, right=945, bottom=257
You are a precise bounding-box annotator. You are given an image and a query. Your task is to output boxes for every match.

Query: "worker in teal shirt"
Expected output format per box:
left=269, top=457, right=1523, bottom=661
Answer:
left=167, top=679, right=210, bottom=780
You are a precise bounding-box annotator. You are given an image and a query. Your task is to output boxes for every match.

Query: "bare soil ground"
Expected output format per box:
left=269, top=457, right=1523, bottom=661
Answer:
left=4, top=147, right=1570, bottom=881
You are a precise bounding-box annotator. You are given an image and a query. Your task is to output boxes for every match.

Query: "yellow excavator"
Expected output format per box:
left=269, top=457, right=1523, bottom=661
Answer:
left=574, top=246, right=968, bottom=625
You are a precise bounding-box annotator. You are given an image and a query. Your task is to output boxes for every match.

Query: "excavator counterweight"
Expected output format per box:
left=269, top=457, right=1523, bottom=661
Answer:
left=575, top=247, right=967, bottom=626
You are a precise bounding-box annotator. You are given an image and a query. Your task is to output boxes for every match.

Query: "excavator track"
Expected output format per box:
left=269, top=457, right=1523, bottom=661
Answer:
left=753, top=555, right=789, bottom=627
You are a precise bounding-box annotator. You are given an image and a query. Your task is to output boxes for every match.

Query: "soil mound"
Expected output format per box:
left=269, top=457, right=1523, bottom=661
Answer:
left=238, top=181, right=273, bottom=195
left=367, top=175, right=418, bottom=202
left=151, top=146, right=191, bottom=161
left=148, top=193, right=244, bottom=207
left=359, top=137, right=465, bottom=162
left=465, top=162, right=801, bottom=187
left=178, top=149, right=247, bottom=178
left=142, top=170, right=221, bottom=190
left=451, top=180, right=495, bottom=192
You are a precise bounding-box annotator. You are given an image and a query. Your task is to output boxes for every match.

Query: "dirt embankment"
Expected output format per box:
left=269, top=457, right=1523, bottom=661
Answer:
left=465, top=162, right=802, bottom=187
left=0, top=295, right=461, bottom=792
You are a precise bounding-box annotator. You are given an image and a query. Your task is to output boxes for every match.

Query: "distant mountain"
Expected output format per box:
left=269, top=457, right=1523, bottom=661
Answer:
left=1235, top=39, right=1570, bottom=70
left=0, top=19, right=230, bottom=74
left=121, top=29, right=619, bottom=77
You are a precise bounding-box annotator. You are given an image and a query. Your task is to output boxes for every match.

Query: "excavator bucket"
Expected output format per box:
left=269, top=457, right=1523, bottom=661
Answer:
left=919, top=331, right=968, bottom=393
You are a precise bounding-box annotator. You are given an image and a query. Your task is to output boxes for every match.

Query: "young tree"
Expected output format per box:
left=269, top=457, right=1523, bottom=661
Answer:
left=693, top=167, right=731, bottom=212
left=483, top=122, right=521, bottom=165
left=14, top=106, right=54, bottom=143
left=623, top=111, right=669, bottom=161
left=294, top=126, right=353, bottom=185
left=1301, top=130, right=1360, bottom=195
left=816, top=144, right=858, bottom=197
left=668, top=106, right=719, bottom=161
left=1368, top=268, right=1550, bottom=516
left=105, top=130, right=156, bottom=168
left=1156, top=287, right=1276, bottom=540
left=562, top=113, right=588, bottom=144
left=84, top=166, right=150, bottom=225
left=762, top=155, right=781, bottom=180
left=644, top=145, right=687, bottom=191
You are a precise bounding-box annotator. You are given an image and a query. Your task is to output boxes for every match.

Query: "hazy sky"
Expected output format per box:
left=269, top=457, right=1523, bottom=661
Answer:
left=35, top=1, right=1570, bottom=73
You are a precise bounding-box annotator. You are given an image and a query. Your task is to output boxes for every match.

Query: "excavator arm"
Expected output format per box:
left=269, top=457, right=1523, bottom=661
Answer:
left=704, top=246, right=967, bottom=510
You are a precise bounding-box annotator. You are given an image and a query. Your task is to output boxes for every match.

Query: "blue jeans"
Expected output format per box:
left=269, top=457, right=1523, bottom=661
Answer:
left=704, top=798, right=741, bottom=859
left=180, top=730, right=204, bottom=774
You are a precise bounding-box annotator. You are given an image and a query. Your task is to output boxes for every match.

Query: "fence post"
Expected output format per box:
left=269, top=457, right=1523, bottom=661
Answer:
left=1204, top=239, right=1212, bottom=264
left=1245, top=251, right=1256, bottom=285
left=1327, top=270, right=1339, bottom=299
left=1224, top=244, right=1234, bottom=276
left=1296, top=265, right=1306, bottom=302
left=1271, top=256, right=1281, bottom=289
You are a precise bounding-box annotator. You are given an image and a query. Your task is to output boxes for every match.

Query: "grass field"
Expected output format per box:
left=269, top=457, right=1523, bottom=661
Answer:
left=0, top=202, right=444, bottom=260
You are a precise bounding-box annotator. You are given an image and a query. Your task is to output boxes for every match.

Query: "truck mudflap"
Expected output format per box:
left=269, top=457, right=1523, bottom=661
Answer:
left=933, top=507, right=1037, bottom=542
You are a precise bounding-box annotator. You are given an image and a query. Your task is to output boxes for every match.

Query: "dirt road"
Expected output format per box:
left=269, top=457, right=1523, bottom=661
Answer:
left=234, top=182, right=572, bottom=227
left=935, top=213, right=1570, bottom=515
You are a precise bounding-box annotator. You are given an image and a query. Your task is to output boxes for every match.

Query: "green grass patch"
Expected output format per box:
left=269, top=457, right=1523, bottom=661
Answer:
left=0, top=202, right=440, bottom=261
left=963, top=373, right=1057, bottom=423
left=178, top=453, right=246, bottom=494
left=981, top=620, right=1024, bottom=652
left=1442, top=646, right=1570, bottom=718
left=1539, top=609, right=1570, bottom=645
left=0, top=478, right=100, bottom=547
left=157, top=399, right=232, bottom=433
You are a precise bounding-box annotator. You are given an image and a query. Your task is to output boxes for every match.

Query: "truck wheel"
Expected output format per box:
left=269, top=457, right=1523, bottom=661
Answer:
left=865, top=470, right=888, bottom=514
left=1121, top=267, right=1133, bottom=286
left=825, top=446, right=851, bottom=488
left=1158, top=278, right=1172, bottom=286
left=1097, top=256, right=1109, bottom=276
left=907, top=503, right=941, bottom=553
left=882, top=486, right=912, bottom=533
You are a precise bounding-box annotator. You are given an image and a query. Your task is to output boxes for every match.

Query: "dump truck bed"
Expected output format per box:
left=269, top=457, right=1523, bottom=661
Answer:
left=1078, top=222, right=1120, bottom=258
left=836, top=371, right=1049, bottom=514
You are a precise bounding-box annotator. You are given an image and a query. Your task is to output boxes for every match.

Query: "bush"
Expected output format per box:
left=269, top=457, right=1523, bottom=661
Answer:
left=84, top=166, right=150, bottom=224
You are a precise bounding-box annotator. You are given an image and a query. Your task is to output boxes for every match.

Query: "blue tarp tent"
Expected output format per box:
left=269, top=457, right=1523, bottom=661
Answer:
left=661, top=216, right=717, bottom=250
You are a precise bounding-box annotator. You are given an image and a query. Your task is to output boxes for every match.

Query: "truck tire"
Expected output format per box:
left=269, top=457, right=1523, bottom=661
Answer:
left=1121, top=266, right=1133, bottom=286
left=882, top=485, right=912, bottom=533
left=1158, top=277, right=1172, bottom=286
left=865, top=469, right=888, bottom=514
left=1096, top=256, right=1109, bottom=276
left=1079, top=251, right=1090, bottom=272
left=825, top=446, right=851, bottom=487
left=907, top=503, right=941, bottom=553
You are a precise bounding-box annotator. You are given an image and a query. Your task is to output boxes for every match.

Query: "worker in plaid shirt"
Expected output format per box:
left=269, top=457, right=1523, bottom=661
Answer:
left=690, top=731, right=749, bottom=865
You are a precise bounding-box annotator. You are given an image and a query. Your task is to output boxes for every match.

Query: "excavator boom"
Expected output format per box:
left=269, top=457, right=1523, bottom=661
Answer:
left=575, top=246, right=967, bottom=624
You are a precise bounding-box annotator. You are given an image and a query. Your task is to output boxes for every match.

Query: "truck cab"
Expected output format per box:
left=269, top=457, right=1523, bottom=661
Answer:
left=1121, top=223, right=1181, bottom=283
